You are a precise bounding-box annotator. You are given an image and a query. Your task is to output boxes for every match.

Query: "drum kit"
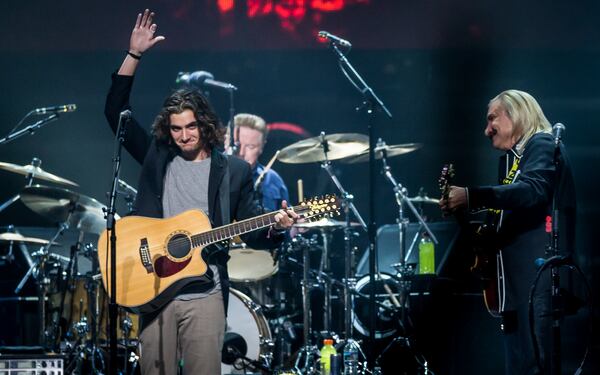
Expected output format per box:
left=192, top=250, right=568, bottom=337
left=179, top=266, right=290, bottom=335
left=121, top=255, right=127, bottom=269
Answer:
left=1, top=133, right=435, bottom=375
left=221, top=132, right=440, bottom=374
left=0, top=157, right=138, bottom=374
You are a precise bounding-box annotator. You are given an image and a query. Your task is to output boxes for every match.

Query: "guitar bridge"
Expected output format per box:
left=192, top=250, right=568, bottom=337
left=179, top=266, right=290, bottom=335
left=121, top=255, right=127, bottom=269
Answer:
left=139, top=238, right=154, bottom=273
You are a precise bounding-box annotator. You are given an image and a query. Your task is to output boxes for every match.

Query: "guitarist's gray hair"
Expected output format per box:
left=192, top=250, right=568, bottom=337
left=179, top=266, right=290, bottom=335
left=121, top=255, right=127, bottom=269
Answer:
left=489, top=90, right=552, bottom=154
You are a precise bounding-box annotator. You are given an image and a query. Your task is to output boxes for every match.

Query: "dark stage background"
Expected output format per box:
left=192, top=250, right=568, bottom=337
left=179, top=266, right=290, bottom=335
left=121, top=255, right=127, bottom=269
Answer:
left=1, top=1, right=598, bottom=373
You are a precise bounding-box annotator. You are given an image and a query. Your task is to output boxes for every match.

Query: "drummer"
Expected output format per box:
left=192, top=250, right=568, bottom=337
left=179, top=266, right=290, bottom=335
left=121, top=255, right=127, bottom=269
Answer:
left=229, top=113, right=290, bottom=211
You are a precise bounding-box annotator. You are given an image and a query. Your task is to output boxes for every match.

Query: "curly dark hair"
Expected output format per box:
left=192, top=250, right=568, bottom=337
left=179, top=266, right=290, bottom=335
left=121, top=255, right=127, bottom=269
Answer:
left=152, top=89, right=225, bottom=150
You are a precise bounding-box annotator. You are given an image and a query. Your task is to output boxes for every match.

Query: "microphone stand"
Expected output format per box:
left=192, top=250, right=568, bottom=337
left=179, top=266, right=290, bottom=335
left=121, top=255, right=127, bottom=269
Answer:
left=227, top=87, right=238, bottom=154
left=325, top=39, right=392, bottom=367
left=319, top=134, right=367, bottom=342
left=105, top=110, right=129, bottom=375
left=0, top=114, right=59, bottom=145
left=548, top=128, right=566, bottom=375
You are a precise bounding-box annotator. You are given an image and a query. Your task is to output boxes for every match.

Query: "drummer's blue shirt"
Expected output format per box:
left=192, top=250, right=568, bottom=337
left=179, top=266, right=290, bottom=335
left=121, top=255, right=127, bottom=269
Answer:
left=252, top=163, right=289, bottom=211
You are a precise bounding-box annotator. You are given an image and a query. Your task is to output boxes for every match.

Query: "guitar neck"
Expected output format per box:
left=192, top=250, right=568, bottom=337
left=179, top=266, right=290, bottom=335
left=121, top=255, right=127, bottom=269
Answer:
left=188, top=195, right=339, bottom=248
left=190, top=210, right=281, bottom=247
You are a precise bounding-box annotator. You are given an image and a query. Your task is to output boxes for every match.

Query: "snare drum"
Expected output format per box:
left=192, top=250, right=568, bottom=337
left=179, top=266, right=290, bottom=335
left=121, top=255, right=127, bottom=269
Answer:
left=222, top=288, right=272, bottom=374
left=228, top=244, right=278, bottom=282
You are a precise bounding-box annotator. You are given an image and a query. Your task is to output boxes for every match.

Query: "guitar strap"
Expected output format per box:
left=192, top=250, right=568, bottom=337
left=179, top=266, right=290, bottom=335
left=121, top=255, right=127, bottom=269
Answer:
left=203, top=155, right=231, bottom=268
left=495, top=148, right=521, bottom=314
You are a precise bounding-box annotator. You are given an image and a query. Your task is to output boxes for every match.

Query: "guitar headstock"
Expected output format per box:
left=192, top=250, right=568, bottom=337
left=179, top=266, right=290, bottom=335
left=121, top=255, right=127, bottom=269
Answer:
left=439, top=163, right=455, bottom=199
left=295, top=195, right=340, bottom=221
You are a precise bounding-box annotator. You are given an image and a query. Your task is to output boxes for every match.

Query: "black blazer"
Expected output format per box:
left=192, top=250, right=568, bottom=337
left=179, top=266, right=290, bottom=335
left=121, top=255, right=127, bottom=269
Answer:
left=468, top=132, right=576, bottom=309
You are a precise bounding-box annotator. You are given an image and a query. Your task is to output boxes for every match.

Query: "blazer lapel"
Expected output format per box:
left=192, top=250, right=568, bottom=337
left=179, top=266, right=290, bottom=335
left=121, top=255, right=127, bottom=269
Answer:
left=208, top=149, right=226, bottom=224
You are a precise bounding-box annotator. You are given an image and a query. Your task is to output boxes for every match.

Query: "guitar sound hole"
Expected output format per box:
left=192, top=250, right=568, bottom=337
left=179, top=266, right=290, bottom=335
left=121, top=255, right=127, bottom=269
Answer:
left=167, top=233, right=192, bottom=259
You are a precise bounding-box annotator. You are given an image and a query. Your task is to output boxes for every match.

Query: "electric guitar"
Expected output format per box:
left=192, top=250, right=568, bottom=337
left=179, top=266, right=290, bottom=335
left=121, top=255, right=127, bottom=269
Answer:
left=97, top=195, right=340, bottom=314
left=439, top=164, right=504, bottom=317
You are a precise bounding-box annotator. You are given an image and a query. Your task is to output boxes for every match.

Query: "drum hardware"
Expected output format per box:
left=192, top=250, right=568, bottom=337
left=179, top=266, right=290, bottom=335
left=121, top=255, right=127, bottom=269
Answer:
left=13, top=218, right=71, bottom=349
left=15, top=183, right=135, bottom=370
left=293, top=231, right=319, bottom=374
left=59, top=270, right=139, bottom=374
left=316, top=132, right=368, bottom=356
left=371, top=138, right=436, bottom=366
left=282, top=132, right=369, bottom=370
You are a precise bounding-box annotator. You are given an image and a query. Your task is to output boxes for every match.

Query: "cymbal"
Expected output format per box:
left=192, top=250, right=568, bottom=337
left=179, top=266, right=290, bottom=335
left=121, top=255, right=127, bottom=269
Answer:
left=294, top=217, right=361, bottom=230
left=0, top=232, right=58, bottom=246
left=407, top=195, right=440, bottom=204
left=278, top=133, right=369, bottom=164
left=20, top=185, right=112, bottom=234
left=342, top=143, right=422, bottom=164
left=0, top=161, right=78, bottom=187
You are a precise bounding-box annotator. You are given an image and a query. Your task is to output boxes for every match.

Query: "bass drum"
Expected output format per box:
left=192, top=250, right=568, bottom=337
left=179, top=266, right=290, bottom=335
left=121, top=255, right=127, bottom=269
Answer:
left=352, top=273, right=401, bottom=339
left=222, top=288, right=272, bottom=374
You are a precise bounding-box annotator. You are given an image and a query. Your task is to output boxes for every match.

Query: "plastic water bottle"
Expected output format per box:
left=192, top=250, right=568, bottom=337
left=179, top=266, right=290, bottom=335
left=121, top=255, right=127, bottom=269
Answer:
left=418, top=232, right=435, bottom=274
left=320, top=339, right=337, bottom=375
left=342, top=340, right=358, bottom=375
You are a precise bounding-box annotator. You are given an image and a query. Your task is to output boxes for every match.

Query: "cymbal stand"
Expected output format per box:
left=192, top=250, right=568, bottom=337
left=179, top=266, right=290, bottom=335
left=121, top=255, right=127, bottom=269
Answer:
left=378, top=138, right=438, bottom=263
left=319, top=133, right=368, bottom=360
left=377, top=139, right=437, bottom=367
left=293, top=236, right=319, bottom=374
left=317, top=228, right=333, bottom=333
left=14, top=219, right=70, bottom=349
left=56, top=231, right=84, bottom=350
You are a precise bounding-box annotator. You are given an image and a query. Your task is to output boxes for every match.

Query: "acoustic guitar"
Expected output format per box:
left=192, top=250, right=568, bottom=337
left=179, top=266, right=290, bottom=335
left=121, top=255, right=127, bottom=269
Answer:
left=97, top=195, right=339, bottom=314
left=439, top=164, right=504, bottom=317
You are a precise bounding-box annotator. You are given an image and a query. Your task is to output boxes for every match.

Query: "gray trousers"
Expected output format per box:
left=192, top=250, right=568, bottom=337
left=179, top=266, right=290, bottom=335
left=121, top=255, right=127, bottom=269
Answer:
left=139, top=292, right=225, bottom=375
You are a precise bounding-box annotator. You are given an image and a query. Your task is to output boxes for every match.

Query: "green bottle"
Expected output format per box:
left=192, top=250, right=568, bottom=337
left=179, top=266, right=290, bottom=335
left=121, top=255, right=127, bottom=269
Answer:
left=320, top=339, right=337, bottom=375
left=418, top=232, right=435, bottom=274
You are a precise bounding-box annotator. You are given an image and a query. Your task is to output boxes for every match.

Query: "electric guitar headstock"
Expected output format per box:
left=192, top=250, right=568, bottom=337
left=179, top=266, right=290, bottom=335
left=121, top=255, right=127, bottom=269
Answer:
left=439, top=163, right=455, bottom=201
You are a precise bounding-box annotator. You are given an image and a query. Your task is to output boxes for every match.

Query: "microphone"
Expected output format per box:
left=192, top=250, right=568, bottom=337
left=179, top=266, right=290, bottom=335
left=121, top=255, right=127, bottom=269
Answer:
left=222, top=332, right=247, bottom=365
left=34, top=104, right=77, bottom=115
left=318, top=31, right=352, bottom=48
left=176, top=71, right=238, bottom=91
left=553, top=123, right=565, bottom=146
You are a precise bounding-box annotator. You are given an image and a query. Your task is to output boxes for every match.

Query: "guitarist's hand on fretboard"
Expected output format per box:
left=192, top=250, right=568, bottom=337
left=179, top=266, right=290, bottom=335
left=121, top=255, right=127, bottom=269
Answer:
left=272, top=200, right=299, bottom=231
left=439, top=186, right=468, bottom=214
